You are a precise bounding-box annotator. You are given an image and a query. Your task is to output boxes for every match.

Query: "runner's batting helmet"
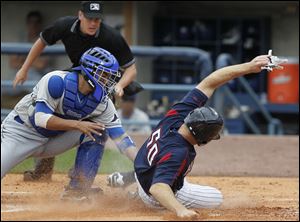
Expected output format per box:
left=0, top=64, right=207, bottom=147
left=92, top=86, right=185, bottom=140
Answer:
left=184, top=106, right=223, bottom=145
left=73, top=47, right=121, bottom=102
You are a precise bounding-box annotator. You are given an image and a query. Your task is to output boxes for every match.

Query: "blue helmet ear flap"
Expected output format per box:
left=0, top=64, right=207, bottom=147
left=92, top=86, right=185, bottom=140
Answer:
left=72, top=66, right=96, bottom=91
left=72, top=66, right=105, bottom=102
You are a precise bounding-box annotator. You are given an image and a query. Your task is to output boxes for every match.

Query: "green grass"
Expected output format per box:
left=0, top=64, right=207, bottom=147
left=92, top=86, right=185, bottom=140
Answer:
left=10, top=148, right=133, bottom=174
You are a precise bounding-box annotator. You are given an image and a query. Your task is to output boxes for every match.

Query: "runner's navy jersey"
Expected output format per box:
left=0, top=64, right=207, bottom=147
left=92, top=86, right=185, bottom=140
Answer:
left=134, top=88, right=208, bottom=194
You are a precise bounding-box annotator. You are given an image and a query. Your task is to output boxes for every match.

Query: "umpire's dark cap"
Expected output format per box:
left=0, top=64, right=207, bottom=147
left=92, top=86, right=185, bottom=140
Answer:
left=81, top=1, right=103, bottom=19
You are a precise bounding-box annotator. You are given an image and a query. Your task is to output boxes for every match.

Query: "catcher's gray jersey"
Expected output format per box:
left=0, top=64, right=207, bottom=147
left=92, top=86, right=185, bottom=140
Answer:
left=14, top=70, right=121, bottom=128
left=1, top=70, right=121, bottom=179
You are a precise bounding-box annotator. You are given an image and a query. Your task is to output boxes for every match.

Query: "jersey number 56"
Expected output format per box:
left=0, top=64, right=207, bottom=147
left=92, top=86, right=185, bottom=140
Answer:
left=146, top=128, right=161, bottom=165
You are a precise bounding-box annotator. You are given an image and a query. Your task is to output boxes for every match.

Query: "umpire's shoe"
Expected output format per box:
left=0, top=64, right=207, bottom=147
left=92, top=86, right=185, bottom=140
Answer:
left=23, top=157, right=55, bottom=182
left=60, top=186, right=103, bottom=202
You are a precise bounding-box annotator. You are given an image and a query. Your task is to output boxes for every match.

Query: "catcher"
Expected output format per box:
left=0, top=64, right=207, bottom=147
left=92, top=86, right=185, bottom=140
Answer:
left=1, top=47, right=139, bottom=201
left=12, top=1, right=143, bottom=182
left=107, top=53, right=287, bottom=218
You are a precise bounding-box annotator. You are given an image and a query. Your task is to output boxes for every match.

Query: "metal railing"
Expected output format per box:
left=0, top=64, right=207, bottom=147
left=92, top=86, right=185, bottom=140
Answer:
left=236, top=77, right=283, bottom=134
left=1, top=42, right=283, bottom=134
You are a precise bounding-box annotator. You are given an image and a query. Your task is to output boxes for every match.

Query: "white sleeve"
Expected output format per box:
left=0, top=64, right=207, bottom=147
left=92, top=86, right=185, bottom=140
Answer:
left=35, top=112, right=53, bottom=128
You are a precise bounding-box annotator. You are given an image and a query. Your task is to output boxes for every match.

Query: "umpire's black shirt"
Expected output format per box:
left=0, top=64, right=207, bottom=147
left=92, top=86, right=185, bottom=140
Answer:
left=40, top=16, right=135, bottom=70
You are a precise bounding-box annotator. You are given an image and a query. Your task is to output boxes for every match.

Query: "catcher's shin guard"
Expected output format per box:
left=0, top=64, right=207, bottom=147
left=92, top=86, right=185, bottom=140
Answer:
left=68, top=133, right=107, bottom=190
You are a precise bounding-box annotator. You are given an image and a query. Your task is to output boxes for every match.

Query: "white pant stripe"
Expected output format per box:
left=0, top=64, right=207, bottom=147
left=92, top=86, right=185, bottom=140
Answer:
left=179, top=189, right=223, bottom=200
left=176, top=194, right=217, bottom=208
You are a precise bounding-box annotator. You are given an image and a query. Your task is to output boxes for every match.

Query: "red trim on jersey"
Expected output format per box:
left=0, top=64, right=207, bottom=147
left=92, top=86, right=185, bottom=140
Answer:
left=176, top=158, right=187, bottom=177
left=157, top=152, right=172, bottom=165
left=165, top=109, right=178, bottom=117
left=170, top=157, right=187, bottom=187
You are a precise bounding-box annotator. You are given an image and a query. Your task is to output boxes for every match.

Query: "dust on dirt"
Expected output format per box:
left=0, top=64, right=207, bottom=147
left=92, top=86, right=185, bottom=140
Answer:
left=1, top=174, right=299, bottom=221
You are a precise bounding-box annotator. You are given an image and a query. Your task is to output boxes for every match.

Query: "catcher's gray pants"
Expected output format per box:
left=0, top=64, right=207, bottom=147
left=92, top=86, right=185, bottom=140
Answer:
left=136, top=175, right=223, bottom=209
left=1, top=110, right=81, bottom=179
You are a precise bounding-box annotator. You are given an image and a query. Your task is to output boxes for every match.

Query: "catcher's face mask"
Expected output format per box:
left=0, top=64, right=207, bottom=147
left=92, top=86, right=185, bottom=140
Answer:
left=91, top=65, right=120, bottom=95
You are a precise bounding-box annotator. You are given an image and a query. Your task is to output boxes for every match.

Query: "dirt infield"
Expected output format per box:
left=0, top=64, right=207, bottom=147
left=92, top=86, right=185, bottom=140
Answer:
left=2, top=135, right=299, bottom=220
left=1, top=174, right=299, bottom=221
left=127, top=135, right=299, bottom=177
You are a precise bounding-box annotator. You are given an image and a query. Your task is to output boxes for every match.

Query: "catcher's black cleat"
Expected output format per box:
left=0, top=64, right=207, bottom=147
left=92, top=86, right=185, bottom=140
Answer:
left=23, top=170, right=53, bottom=182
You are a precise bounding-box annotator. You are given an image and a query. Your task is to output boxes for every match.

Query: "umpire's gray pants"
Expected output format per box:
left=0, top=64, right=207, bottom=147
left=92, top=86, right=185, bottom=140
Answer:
left=1, top=110, right=82, bottom=179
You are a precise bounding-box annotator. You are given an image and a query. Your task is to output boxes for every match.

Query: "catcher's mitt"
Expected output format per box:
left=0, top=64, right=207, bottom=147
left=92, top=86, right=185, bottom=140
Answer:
left=123, top=81, right=144, bottom=96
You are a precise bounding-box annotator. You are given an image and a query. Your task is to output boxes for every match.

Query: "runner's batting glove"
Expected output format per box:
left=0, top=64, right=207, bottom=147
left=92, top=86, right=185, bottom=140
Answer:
left=261, top=49, right=288, bottom=72
left=107, top=172, right=125, bottom=187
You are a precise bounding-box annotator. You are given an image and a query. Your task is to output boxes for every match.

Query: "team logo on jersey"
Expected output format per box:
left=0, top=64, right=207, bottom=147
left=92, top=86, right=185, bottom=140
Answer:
left=90, top=3, right=100, bottom=11
left=111, top=114, right=118, bottom=123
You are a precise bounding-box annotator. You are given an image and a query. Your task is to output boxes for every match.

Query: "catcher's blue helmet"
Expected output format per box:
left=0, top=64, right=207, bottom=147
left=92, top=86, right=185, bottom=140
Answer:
left=184, top=106, right=223, bottom=145
left=74, top=47, right=121, bottom=102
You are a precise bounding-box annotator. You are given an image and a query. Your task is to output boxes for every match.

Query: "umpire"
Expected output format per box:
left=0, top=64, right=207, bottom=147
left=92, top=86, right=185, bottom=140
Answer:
left=13, top=1, right=140, bottom=181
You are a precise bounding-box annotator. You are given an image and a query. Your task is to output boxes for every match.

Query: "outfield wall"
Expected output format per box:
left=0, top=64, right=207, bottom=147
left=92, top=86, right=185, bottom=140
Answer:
left=111, top=135, right=299, bottom=177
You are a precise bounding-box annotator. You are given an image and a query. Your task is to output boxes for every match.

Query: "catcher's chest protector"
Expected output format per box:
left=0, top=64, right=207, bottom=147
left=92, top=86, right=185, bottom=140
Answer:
left=62, top=72, right=101, bottom=119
